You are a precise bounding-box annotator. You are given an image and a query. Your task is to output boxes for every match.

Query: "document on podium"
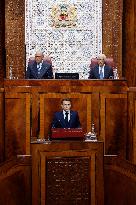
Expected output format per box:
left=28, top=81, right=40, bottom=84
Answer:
left=51, top=128, right=84, bottom=140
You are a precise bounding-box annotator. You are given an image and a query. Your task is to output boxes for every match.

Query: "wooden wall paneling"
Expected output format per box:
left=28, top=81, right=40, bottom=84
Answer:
left=0, top=156, right=32, bottom=205
left=127, top=89, right=136, bottom=163
left=25, top=93, right=31, bottom=155
left=0, top=0, right=5, bottom=82
left=100, top=93, right=127, bottom=157
left=39, top=93, right=92, bottom=139
left=86, top=94, right=92, bottom=133
left=91, top=93, right=100, bottom=136
left=31, top=91, right=39, bottom=139
left=104, top=155, right=136, bottom=205
left=5, top=92, right=31, bottom=159
left=0, top=89, right=4, bottom=162
left=103, top=0, right=123, bottom=77
left=122, top=0, right=136, bottom=86
left=31, top=142, right=104, bottom=205
left=41, top=152, right=46, bottom=204
left=134, top=99, right=136, bottom=162
left=90, top=152, right=96, bottom=205
left=5, top=0, right=25, bottom=79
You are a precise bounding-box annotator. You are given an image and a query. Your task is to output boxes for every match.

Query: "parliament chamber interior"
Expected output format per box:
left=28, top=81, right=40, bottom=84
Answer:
left=0, top=0, right=136, bottom=205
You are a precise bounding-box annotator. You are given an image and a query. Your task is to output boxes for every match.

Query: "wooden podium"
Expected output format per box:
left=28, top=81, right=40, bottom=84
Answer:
left=31, top=140, right=104, bottom=205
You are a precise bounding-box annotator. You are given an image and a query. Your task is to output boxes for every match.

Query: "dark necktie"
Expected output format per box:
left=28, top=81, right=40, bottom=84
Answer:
left=65, top=111, right=69, bottom=127
left=65, top=111, right=69, bottom=121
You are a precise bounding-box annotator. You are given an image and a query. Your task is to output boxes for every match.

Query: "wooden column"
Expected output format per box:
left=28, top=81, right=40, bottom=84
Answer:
left=5, top=0, right=25, bottom=79
left=0, top=0, right=5, bottom=82
left=122, top=0, right=136, bottom=86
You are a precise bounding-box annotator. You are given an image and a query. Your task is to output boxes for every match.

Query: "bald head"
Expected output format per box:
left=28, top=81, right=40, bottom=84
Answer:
left=97, top=54, right=106, bottom=60
left=35, top=51, right=44, bottom=64
left=97, top=53, right=106, bottom=67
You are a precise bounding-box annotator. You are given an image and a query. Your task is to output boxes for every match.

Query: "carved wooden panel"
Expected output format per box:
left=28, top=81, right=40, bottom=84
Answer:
left=103, top=0, right=123, bottom=77
left=5, top=0, right=25, bottom=79
left=100, top=93, right=127, bottom=157
left=46, top=157, right=90, bottom=205
left=31, top=141, right=104, bottom=205
left=5, top=92, right=31, bottom=159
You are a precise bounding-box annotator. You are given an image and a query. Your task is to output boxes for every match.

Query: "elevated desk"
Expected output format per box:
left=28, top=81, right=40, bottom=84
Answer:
left=3, top=79, right=128, bottom=159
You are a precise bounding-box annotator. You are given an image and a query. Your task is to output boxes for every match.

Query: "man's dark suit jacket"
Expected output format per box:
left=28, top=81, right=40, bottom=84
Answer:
left=26, top=61, right=53, bottom=79
left=88, top=65, right=113, bottom=79
left=51, top=110, right=81, bottom=128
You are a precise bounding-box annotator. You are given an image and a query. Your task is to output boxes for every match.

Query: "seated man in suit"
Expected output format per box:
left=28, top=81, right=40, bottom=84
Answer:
left=51, top=98, right=81, bottom=128
left=88, top=53, right=113, bottom=79
left=26, top=51, right=53, bottom=79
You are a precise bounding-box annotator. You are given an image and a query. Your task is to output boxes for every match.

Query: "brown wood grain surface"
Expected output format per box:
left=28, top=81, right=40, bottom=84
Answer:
left=0, top=156, right=31, bottom=205
left=3, top=80, right=128, bottom=159
left=31, top=141, right=104, bottom=205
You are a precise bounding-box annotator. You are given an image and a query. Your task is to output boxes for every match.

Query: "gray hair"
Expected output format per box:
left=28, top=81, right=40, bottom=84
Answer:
left=35, top=51, right=44, bottom=57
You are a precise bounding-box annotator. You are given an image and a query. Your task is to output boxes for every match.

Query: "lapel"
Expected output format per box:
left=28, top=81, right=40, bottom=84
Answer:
left=95, top=66, right=100, bottom=79
left=31, top=63, right=39, bottom=78
left=104, top=65, right=109, bottom=78
left=69, top=111, right=73, bottom=127
left=59, top=111, right=67, bottom=127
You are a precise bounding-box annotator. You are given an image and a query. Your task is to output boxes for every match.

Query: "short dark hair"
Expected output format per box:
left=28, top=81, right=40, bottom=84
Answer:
left=61, top=98, right=71, bottom=104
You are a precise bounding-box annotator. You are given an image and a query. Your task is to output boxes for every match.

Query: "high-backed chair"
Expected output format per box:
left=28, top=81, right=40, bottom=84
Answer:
left=28, top=55, right=52, bottom=65
left=90, top=57, right=115, bottom=69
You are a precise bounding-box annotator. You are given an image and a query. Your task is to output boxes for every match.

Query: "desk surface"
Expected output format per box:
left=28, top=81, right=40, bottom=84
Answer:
left=4, top=79, right=128, bottom=93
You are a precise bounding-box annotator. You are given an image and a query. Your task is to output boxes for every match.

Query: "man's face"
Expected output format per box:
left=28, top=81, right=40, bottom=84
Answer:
left=98, top=58, right=105, bottom=67
left=35, top=53, right=43, bottom=64
left=61, top=100, right=71, bottom=111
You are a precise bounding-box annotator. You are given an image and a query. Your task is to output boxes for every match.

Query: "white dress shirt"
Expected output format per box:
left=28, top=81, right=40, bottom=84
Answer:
left=63, top=110, right=70, bottom=122
left=99, top=65, right=105, bottom=75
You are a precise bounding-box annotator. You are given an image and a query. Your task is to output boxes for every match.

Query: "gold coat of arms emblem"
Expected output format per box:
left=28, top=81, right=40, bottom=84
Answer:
left=51, top=4, right=77, bottom=28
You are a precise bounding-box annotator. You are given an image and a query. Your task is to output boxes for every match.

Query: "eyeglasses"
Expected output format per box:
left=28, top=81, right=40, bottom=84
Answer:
left=98, top=58, right=104, bottom=60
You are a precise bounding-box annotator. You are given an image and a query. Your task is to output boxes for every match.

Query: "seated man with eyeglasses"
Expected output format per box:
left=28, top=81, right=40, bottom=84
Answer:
left=88, top=53, right=113, bottom=79
left=26, top=51, right=53, bottom=79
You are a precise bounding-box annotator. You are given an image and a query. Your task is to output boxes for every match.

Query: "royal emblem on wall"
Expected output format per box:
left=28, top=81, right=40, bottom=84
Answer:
left=51, top=3, right=77, bottom=28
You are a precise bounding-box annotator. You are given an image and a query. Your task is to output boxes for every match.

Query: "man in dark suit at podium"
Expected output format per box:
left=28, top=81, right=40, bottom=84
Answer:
left=51, top=98, right=81, bottom=128
left=26, top=51, right=53, bottom=79
left=88, top=53, right=113, bottom=79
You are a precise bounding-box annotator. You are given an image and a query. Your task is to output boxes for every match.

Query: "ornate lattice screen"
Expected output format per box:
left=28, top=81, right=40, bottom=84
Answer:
left=25, top=0, right=102, bottom=79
